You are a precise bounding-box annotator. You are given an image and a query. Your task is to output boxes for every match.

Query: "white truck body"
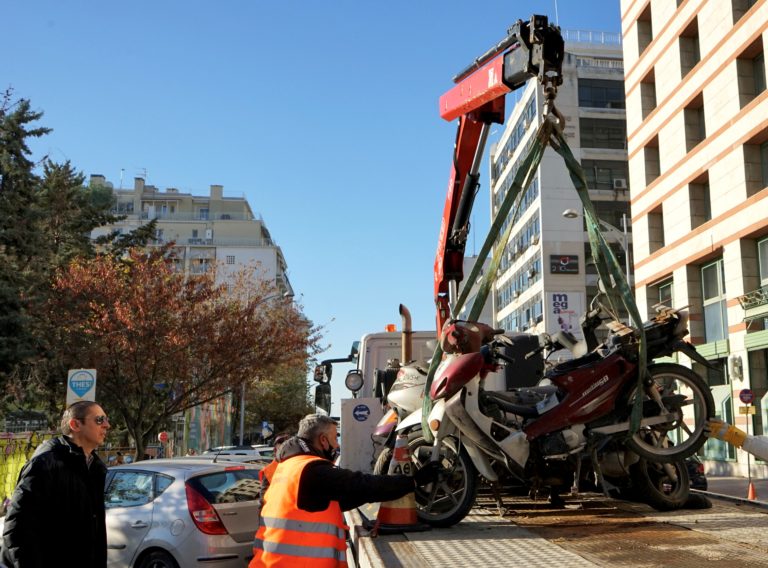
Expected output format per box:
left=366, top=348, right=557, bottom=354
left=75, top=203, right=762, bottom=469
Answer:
left=339, top=330, right=435, bottom=473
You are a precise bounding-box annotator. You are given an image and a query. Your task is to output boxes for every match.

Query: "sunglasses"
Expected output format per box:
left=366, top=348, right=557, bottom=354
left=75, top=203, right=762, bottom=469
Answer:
left=88, top=415, right=109, bottom=425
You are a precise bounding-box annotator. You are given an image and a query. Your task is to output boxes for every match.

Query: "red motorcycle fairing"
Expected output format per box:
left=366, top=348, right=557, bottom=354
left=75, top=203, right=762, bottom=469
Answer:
left=524, top=353, right=636, bottom=440
left=430, top=352, right=486, bottom=400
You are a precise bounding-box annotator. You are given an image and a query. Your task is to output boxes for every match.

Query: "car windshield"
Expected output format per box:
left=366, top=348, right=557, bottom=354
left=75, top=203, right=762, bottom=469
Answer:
left=187, top=469, right=262, bottom=504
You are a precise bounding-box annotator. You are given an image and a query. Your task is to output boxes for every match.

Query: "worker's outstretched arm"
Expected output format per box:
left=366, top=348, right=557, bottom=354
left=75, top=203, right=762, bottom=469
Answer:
left=707, top=418, right=768, bottom=461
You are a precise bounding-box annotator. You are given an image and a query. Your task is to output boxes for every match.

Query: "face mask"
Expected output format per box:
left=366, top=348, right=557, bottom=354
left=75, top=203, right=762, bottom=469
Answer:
left=322, top=445, right=340, bottom=462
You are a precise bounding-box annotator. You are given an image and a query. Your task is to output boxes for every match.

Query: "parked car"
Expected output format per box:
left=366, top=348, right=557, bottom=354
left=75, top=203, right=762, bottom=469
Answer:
left=202, top=444, right=274, bottom=461
left=687, top=454, right=708, bottom=491
left=105, top=458, right=263, bottom=567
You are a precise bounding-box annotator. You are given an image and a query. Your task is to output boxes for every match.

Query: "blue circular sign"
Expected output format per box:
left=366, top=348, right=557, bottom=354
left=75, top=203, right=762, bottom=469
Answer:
left=69, top=370, right=95, bottom=397
left=352, top=404, right=371, bottom=422
left=740, top=389, right=754, bottom=404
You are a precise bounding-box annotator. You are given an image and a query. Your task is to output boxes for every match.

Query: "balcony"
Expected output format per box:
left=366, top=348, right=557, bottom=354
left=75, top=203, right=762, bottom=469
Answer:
left=125, top=212, right=256, bottom=222
left=738, top=285, right=768, bottom=321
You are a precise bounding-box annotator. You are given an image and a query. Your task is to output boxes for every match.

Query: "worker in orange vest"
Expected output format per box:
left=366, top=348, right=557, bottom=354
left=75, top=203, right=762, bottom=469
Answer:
left=250, top=413, right=438, bottom=567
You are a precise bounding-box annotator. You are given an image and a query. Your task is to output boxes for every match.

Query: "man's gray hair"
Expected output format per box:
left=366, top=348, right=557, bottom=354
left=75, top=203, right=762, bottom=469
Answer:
left=298, top=414, right=337, bottom=442
left=60, top=401, right=100, bottom=435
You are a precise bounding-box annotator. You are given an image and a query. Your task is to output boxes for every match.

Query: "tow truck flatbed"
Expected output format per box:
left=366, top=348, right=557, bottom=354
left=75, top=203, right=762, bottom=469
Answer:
left=347, top=493, right=768, bottom=567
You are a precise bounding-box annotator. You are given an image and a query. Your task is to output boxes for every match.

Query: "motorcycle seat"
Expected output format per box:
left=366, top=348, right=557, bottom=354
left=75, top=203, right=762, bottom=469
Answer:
left=483, top=391, right=540, bottom=418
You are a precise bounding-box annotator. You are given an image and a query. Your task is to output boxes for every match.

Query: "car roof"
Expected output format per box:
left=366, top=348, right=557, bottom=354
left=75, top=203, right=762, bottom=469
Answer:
left=109, top=457, right=262, bottom=474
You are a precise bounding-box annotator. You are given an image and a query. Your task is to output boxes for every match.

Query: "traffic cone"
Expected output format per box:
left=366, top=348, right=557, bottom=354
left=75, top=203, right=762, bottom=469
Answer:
left=370, top=434, right=430, bottom=536
left=748, top=482, right=757, bottom=501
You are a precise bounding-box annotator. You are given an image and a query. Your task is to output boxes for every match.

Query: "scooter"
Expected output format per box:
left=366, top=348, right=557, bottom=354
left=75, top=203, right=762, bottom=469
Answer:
left=388, top=300, right=714, bottom=527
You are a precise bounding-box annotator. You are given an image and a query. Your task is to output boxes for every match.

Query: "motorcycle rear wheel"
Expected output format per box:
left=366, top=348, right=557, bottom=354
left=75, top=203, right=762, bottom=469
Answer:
left=625, top=363, right=714, bottom=462
left=374, top=429, right=478, bottom=528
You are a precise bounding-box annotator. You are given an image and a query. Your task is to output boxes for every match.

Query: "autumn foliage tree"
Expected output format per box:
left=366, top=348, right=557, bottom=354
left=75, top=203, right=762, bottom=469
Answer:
left=45, top=246, right=320, bottom=457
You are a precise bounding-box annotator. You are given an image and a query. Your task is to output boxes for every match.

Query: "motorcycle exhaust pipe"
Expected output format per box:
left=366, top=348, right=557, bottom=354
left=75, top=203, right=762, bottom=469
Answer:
left=399, top=304, right=413, bottom=363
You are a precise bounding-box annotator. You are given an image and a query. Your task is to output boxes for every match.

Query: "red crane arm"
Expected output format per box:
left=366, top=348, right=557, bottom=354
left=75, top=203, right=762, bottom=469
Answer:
left=433, top=15, right=564, bottom=334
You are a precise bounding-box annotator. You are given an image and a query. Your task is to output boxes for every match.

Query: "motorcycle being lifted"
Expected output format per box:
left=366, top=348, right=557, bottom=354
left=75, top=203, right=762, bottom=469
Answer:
left=379, top=301, right=714, bottom=527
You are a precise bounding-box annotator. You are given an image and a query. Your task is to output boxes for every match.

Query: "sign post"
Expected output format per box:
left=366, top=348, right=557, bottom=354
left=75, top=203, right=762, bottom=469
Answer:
left=66, top=369, right=97, bottom=406
left=739, top=388, right=754, bottom=491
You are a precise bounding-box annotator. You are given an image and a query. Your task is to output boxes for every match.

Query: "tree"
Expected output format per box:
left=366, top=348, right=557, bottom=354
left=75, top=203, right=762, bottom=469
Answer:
left=0, top=92, right=50, bottom=375
left=245, top=366, right=315, bottom=439
left=44, top=247, right=321, bottom=457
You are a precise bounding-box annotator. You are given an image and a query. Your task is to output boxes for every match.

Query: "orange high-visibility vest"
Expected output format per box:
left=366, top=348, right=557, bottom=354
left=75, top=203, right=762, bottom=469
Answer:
left=250, top=454, right=348, bottom=567
left=260, top=460, right=278, bottom=484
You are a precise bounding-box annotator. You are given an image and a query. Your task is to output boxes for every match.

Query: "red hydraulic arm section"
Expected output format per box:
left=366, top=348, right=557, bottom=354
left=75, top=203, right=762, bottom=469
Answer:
left=434, top=15, right=564, bottom=333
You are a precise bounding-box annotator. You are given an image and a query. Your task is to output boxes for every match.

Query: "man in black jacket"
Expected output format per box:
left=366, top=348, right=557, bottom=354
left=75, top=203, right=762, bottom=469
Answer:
left=1, top=401, right=110, bottom=568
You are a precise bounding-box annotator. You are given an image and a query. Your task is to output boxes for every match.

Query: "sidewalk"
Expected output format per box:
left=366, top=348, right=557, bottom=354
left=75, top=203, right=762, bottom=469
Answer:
left=705, top=475, right=768, bottom=505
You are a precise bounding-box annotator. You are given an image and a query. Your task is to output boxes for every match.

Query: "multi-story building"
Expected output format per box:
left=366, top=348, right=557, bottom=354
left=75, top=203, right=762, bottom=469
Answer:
left=491, top=31, right=629, bottom=343
left=622, top=0, right=767, bottom=473
left=89, top=175, right=292, bottom=296
left=89, top=174, right=294, bottom=452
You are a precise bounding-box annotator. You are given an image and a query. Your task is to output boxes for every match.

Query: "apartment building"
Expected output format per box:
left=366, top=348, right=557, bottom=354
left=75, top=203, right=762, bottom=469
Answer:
left=491, top=31, right=629, bottom=343
left=89, top=175, right=293, bottom=296
left=622, top=0, right=767, bottom=473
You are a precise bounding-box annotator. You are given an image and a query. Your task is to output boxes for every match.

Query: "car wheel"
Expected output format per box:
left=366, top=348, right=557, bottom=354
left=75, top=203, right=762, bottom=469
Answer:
left=136, top=550, right=180, bottom=568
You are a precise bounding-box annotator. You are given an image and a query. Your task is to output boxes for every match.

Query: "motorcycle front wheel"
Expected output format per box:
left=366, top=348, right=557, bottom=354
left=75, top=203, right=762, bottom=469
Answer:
left=629, top=457, right=690, bottom=511
left=625, top=363, right=714, bottom=462
left=374, top=429, right=478, bottom=528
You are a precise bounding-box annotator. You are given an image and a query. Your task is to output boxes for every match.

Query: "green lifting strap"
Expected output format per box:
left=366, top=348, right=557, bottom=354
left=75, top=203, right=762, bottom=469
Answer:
left=421, top=115, right=647, bottom=442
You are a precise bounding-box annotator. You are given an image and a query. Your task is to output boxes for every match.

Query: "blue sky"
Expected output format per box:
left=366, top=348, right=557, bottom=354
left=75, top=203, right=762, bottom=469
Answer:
left=5, top=1, right=622, bottom=415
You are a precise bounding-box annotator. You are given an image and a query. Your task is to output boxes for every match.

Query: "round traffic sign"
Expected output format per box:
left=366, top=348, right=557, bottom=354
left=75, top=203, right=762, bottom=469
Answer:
left=158, top=431, right=169, bottom=443
left=739, top=388, right=754, bottom=404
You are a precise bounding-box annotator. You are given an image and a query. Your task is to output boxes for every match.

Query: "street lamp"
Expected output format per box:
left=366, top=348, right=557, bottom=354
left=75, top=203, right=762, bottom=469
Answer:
left=239, top=290, right=293, bottom=445
left=562, top=208, right=631, bottom=282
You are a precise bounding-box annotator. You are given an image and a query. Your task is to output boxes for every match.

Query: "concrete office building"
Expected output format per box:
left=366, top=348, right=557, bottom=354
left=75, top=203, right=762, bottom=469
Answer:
left=89, top=175, right=293, bottom=296
left=621, top=0, right=767, bottom=473
left=491, top=31, right=629, bottom=344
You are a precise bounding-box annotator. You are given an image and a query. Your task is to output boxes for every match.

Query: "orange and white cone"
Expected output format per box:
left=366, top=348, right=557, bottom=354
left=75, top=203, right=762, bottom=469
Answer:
left=748, top=481, right=757, bottom=501
left=371, top=434, right=430, bottom=536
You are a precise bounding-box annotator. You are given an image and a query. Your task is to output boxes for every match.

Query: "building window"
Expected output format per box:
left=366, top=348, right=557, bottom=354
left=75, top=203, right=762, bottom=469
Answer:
left=192, top=229, right=199, bottom=238
left=644, top=136, right=660, bottom=186
left=226, top=255, right=235, bottom=265
left=659, top=280, right=674, bottom=306
left=198, top=208, right=209, bottom=220
left=648, top=206, right=665, bottom=253
left=732, top=0, right=758, bottom=24
left=737, top=38, right=766, bottom=108
left=702, top=259, right=728, bottom=342
left=640, top=69, right=657, bottom=120
left=579, top=118, right=626, bottom=150
left=637, top=3, right=653, bottom=55
left=581, top=159, right=629, bottom=191
left=679, top=18, right=700, bottom=78
left=743, top=137, right=768, bottom=197
left=578, top=79, right=625, bottom=109
left=759, top=238, right=768, bottom=285
left=689, top=172, right=711, bottom=229
left=683, top=94, right=706, bottom=152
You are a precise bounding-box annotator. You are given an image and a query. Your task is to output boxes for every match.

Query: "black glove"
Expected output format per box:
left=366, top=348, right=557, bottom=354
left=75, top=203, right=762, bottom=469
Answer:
left=413, top=460, right=441, bottom=486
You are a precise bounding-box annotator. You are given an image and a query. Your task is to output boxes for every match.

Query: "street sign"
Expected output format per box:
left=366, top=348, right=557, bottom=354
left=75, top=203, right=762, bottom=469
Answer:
left=740, top=388, right=754, bottom=404
left=157, top=431, right=169, bottom=443
left=261, top=421, right=274, bottom=439
left=739, top=405, right=757, bottom=415
left=66, top=369, right=97, bottom=406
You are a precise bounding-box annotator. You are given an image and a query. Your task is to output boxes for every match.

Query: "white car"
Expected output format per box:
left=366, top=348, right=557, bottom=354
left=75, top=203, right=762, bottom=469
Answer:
left=105, top=458, right=263, bottom=567
left=202, top=444, right=274, bottom=461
